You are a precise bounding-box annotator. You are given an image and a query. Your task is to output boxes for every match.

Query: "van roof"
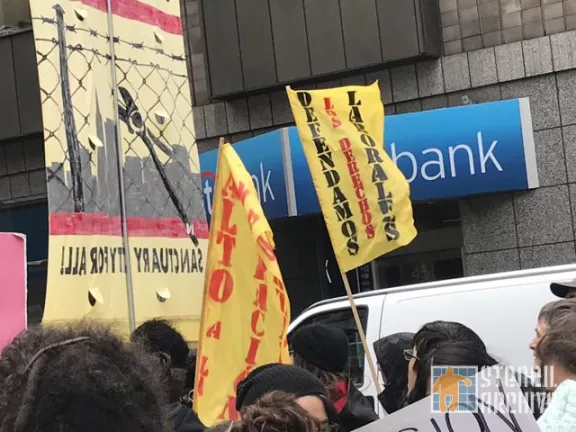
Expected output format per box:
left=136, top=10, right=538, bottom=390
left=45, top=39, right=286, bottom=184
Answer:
left=302, top=263, right=576, bottom=313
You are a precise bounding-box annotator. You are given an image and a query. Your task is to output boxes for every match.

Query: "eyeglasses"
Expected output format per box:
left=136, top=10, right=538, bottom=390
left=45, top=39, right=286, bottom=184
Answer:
left=403, top=349, right=419, bottom=361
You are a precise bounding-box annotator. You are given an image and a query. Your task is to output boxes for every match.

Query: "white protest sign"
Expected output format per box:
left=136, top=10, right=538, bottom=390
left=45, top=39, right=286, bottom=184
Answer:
left=356, top=366, right=540, bottom=432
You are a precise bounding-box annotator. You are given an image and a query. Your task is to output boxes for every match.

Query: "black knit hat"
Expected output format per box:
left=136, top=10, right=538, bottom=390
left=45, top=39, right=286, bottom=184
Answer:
left=291, top=324, right=349, bottom=373
left=235, top=363, right=327, bottom=410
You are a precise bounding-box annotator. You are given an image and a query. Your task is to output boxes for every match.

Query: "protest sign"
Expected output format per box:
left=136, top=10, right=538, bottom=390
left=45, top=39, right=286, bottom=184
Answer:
left=356, top=366, right=540, bottom=432
left=0, top=233, right=27, bottom=350
left=194, top=143, right=291, bottom=426
left=286, top=82, right=417, bottom=273
left=287, top=82, right=417, bottom=392
left=29, top=0, right=207, bottom=339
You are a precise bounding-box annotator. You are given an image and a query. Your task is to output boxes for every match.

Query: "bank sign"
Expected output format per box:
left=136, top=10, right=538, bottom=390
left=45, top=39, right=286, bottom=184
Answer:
left=200, top=98, right=538, bottom=220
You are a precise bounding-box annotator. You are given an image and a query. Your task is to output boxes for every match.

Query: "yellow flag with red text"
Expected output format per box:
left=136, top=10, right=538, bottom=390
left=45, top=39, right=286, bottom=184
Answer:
left=194, top=143, right=291, bottom=426
left=287, top=82, right=417, bottom=273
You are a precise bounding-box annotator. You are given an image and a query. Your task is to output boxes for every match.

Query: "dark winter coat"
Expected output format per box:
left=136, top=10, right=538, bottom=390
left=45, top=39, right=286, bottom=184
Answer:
left=168, top=402, right=205, bottom=432
left=333, top=380, right=379, bottom=432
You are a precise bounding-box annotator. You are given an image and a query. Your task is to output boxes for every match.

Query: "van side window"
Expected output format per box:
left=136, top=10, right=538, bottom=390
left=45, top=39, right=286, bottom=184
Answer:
left=289, top=307, right=368, bottom=387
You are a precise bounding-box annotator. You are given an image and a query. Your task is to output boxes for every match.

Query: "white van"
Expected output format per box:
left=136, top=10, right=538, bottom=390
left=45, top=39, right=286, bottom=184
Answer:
left=288, top=264, right=574, bottom=416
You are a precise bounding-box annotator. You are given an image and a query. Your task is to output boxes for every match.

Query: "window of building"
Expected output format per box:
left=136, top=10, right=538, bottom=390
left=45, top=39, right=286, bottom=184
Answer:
left=375, top=200, right=463, bottom=289
left=0, top=0, right=31, bottom=29
left=289, top=306, right=368, bottom=387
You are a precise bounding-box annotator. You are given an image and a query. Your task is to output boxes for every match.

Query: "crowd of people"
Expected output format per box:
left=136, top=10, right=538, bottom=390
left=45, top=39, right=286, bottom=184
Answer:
left=1, top=284, right=576, bottom=432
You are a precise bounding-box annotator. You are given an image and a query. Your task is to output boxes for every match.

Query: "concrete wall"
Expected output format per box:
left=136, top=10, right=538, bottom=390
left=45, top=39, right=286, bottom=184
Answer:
left=2, top=2, right=576, bottom=279
left=192, top=30, right=576, bottom=276
left=440, top=0, right=576, bottom=55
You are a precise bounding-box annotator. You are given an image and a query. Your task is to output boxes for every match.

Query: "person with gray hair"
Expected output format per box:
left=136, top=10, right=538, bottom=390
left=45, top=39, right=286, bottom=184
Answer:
left=529, top=299, right=576, bottom=367
left=533, top=299, right=576, bottom=431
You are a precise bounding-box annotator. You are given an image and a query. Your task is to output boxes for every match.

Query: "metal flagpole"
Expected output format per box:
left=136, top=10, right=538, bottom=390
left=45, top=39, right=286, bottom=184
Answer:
left=105, top=0, right=137, bottom=333
left=280, top=128, right=298, bottom=217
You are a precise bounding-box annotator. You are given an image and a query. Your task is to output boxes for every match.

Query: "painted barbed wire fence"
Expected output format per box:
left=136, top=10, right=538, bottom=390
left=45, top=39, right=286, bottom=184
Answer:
left=32, top=8, right=205, bottom=239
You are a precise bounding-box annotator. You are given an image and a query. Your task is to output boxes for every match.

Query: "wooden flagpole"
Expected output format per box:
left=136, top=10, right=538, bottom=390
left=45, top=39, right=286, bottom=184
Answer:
left=340, top=269, right=383, bottom=395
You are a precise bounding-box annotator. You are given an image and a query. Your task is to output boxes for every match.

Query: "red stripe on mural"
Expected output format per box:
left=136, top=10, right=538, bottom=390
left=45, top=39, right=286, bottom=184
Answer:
left=50, top=213, right=209, bottom=239
left=71, top=0, right=183, bottom=35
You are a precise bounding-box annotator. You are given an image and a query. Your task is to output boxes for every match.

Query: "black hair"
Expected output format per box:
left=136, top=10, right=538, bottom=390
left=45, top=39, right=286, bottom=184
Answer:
left=131, top=319, right=189, bottom=369
left=0, top=322, right=169, bottom=432
left=406, top=321, right=497, bottom=405
left=412, top=320, right=487, bottom=358
left=132, top=319, right=190, bottom=403
left=406, top=340, right=497, bottom=405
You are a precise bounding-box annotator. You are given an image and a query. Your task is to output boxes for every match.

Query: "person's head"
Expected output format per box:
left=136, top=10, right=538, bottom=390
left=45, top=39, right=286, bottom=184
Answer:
left=406, top=321, right=496, bottom=405
left=290, top=324, right=349, bottom=395
left=529, top=300, right=576, bottom=367
left=228, top=392, right=322, bottom=432
left=372, top=332, right=414, bottom=414
left=0, top=322, right=169, bottom=432
left=406, top=320, right=487, bottom=393
left=550, top=280, right=576, bottom=299
left=236, top=364, right=338, bottom=426
left=535, top=303, right=576, bottom=390
left=131, top=319, right=189, bottom=402
left=131, top=319, right=189, bottom=368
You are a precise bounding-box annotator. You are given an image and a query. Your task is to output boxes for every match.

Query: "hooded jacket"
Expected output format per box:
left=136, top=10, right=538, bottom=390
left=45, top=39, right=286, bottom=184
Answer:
left=373, top=333, right=414, bottom=415
left=538, top=379, right=576, bottom=432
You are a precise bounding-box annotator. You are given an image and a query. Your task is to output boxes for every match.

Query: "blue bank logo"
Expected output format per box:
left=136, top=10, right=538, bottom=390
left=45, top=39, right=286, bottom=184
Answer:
left=390, top=132, right=501, bottom=183
left=199, top=98, right=538, bottom=221
left=200, top=131, right=288, bottom=222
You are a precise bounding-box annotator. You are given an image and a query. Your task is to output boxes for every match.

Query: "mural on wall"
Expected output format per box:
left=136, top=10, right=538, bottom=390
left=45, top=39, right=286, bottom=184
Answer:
left=29, top=0, right=208, bottom=340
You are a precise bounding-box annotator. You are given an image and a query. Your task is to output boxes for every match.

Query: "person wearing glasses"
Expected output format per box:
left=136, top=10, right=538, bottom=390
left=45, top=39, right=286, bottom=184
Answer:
left=404, top=321, right=544, bottom=419
left=373, top=332, right=414, bottom=414
left=131, top=319, right=205, bottom=432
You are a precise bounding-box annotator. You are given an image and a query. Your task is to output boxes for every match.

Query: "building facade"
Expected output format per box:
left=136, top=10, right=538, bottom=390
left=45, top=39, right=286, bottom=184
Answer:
left=185, top=0, right=576, bottom=314
left=2, top=0, right=576, bottom=320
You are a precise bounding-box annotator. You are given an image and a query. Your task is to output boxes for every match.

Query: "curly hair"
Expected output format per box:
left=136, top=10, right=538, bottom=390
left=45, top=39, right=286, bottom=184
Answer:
left=0, top=322, right=170, bottom=432
left=131, top=319, right=191, bottom=403
left=131, top=319, right=189, bottom=368
left=224, top=392, right=320, bottom=432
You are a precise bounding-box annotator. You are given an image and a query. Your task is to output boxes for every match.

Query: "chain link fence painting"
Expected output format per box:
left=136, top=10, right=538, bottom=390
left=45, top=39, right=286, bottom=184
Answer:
left=33, top=7, right=205, bottom=234
left=30, top=0, right=208, bottom=338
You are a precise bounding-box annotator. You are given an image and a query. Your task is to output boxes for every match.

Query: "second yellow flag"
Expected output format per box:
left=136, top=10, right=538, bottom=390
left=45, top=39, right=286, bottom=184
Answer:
left=287, top=82, right=417, bottom=273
